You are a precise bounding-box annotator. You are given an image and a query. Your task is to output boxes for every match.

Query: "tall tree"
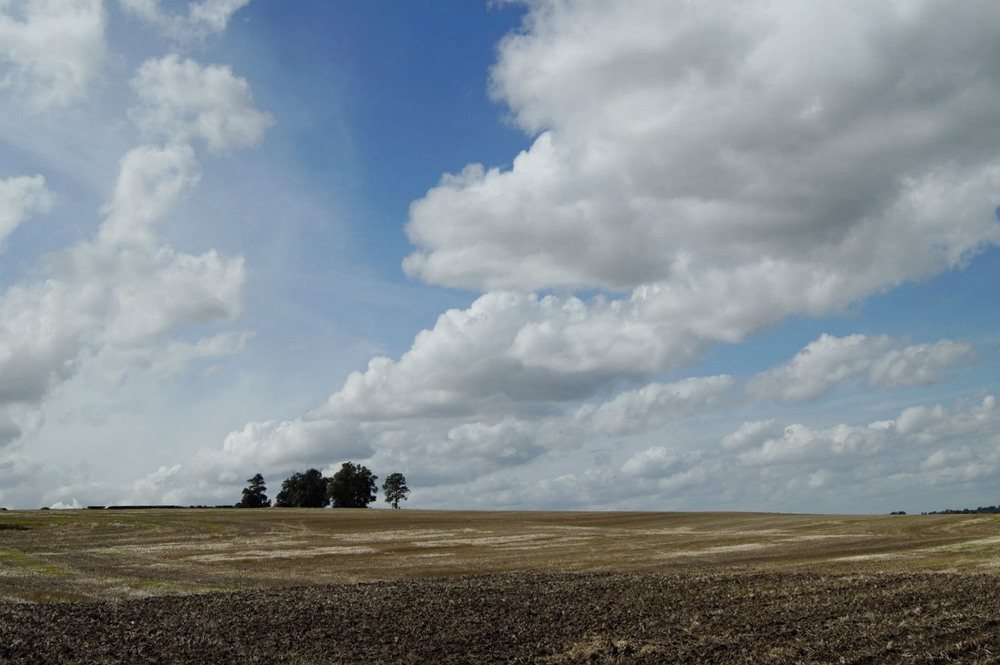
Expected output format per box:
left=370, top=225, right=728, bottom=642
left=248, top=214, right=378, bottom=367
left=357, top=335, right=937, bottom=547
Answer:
left=274, top=469, right=331, bottom=508
left=236, top=473, right=270, bottom=508
left=382, top=472, right=410, bottom=509
left=328, top=462, right=378, bottom=508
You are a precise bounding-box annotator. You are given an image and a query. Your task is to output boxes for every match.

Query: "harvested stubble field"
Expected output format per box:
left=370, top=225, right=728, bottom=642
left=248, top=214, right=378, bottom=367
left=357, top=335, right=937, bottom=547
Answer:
left=1, top=509, right=999, bottom=663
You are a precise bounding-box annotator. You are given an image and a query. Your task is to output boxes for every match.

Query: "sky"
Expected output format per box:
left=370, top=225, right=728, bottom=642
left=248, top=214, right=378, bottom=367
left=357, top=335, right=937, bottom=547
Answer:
left=1, top=0, right=999, bottom=514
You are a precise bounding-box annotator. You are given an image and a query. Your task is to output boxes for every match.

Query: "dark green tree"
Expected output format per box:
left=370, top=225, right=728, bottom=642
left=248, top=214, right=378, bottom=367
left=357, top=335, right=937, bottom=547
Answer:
left=382, top=472, right=410, bottom=509
left=274, top=469, right=331, bottom=508
left=236, top=473, right=271, bottom=508
left=328, top=462, right=378, bottom=508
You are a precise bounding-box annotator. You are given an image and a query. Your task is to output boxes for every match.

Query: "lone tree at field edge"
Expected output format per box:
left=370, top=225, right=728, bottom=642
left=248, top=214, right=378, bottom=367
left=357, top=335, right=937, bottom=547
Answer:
left=328, top=462, right=378, bottom=508
left=275, top=469, right=331, bottom=507
left=382, top=472, right=410, bottom=509
left=236, top=473, right=271, bottom=508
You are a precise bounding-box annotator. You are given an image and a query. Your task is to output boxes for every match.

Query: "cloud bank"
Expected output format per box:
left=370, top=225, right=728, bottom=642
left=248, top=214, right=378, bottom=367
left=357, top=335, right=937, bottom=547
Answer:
left=200, top=0, right=1000, bottom=512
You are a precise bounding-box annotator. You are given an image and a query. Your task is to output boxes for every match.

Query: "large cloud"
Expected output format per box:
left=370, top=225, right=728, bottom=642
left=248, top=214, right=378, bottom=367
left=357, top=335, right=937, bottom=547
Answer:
left=405, top=0, right=1000, bottom=298
left=0, top=0, right=107, bottom=109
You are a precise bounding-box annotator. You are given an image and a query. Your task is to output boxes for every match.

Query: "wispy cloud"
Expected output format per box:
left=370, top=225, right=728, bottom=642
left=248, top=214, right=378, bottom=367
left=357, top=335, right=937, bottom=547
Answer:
left=119, top=0, right=249, bottom=42
left=0, top=175, right=53, bottom=246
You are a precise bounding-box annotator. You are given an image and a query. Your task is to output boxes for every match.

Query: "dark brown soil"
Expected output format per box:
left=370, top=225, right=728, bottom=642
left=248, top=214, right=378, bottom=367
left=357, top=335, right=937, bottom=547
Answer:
left=2, top=571, right=999, bottom=664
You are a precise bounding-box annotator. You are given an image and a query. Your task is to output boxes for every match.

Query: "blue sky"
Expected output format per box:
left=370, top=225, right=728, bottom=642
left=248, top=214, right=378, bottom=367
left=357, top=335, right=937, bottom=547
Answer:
left=1, top=0, right=999, bottom=514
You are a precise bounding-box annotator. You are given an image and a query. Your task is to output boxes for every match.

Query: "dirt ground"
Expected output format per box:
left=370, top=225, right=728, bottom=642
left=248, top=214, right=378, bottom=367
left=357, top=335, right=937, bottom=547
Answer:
left=2, top=509, right=1000, bottom=663
left=2, top=570, right=999, bottom=664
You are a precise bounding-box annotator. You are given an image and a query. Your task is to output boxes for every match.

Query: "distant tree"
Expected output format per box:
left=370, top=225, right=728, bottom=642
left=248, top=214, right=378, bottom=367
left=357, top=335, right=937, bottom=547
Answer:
left=328, top=462, right=378, bottom=508
left=382, top=472, right=410, bottom=509
left=236, top=473, right=271, bottom=508
left=274, top=469, right=331, bottom=508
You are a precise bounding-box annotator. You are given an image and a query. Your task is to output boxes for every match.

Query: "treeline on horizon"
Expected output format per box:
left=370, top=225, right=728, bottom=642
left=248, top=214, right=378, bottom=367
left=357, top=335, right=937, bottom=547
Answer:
left=921, top=504, right=1000, bottom=515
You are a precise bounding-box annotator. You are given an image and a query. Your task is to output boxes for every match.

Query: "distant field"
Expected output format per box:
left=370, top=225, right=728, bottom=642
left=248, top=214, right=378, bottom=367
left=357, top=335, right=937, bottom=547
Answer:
left=1, top=508, right=998, bottom=603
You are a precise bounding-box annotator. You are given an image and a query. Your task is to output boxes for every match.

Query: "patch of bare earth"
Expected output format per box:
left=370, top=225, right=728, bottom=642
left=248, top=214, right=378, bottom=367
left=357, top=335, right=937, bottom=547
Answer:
left=2, top=571, right=1000, bottom=664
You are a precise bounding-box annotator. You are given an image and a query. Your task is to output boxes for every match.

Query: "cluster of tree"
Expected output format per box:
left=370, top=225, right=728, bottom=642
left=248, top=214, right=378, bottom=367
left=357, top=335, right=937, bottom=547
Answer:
left=235, top=463, right=410, bottom=509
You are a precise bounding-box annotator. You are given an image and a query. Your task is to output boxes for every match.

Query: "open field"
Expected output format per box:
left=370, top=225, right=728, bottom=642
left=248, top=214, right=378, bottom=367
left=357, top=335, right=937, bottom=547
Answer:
left=2, top=509, right=1000, bottom=662
left=1, top=508, right=999, bottom=603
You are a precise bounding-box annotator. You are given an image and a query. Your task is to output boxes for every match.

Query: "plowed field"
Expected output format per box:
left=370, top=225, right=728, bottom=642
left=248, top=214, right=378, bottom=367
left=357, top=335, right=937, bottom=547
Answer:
left=3, top=572, right=999, bottom=663
left=1, top=509, right=999, bottom=663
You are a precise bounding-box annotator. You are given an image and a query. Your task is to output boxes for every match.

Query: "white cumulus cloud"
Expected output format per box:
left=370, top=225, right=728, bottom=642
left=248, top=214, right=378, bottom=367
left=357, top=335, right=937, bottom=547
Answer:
left=621, top=446, right=680, bottom=479
left=867, top=340, right=978, bottom=389
left=0, top=0, right=107, bottom=109
left=746, top=334, right=978, bottom=403
left=404, top=0, right=1000, bottom=317
left=130, top=55, right=274, bottom=151
left=578, top=375, right=736, bottom=436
